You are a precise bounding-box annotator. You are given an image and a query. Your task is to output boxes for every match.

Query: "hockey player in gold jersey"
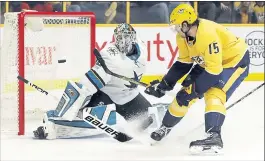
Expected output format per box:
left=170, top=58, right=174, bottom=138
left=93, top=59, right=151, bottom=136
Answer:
left=145, top=4, right=250, bottom=154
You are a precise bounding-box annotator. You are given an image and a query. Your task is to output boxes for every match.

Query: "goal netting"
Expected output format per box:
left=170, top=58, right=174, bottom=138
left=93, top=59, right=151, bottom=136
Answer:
left=0, top=11, right=96, bottom=135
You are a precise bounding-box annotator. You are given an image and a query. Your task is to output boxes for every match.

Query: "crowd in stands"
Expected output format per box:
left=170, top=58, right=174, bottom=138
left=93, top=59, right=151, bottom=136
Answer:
left=199, top=1, right=264, bottom=24
left=0, top=1, right=264, bottom=24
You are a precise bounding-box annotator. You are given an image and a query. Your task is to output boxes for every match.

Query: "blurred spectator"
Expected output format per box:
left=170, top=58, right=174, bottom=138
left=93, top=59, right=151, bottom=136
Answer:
left=1, top=2, right=5, bottom=24
left=9, top=1, right=55, bottom=12
left=0, top=2, right=8, bottom=24
left=129, top=1, right=190, bottom=24
left=67, top=2, right=81, bottom=12
left=215, top=2, right=233, bottom=23
left=198, top=2, right=231, bottom=21
left=67, top=2, right=125, bottom=24
left=50, top=2, right=63, bottom=12
left=105, top=2, right=126, bottom=24
left=198, top=2, right=217, bottom=21
left=104, top=2, right=118, bottom=23
left=168, top=1, right=191, bottom=16
left=234, top=2, right=254, bottom=23
left=130, top=2, right=170, bottom=23
left=252, top=1, right=264, bottom=24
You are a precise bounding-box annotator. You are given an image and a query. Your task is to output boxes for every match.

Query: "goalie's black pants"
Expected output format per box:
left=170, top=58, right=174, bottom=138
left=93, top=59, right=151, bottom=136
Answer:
left=85, top=90, right=152, bottom=121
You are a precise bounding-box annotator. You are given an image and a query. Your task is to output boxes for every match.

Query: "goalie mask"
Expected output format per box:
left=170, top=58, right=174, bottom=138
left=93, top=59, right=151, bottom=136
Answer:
left=114, top=23, right=136, bottom=54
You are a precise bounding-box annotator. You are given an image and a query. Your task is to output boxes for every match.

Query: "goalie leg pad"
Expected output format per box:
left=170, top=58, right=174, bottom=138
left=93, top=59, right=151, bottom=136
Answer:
left=50, top=104, right=117, bottom=128
left=54, top=80, right=92, bottom=121
left=39, top=104, right=117, bottom=139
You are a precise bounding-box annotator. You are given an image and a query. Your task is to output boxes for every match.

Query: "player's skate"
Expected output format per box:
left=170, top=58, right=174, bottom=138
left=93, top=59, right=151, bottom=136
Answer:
left=189, top=132, right=223, bottom=155
left=150, top=124, right=172, bottom=141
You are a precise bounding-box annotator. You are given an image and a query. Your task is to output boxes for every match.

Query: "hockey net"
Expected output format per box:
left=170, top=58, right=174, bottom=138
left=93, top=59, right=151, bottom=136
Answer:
left=0, top=12, right=96, bottom=135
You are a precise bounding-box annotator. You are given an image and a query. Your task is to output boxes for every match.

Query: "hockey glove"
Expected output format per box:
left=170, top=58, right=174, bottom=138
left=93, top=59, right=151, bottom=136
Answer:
left=145, top=80, right=166, bottom=98
left=176, top=83, right=202, bottom=107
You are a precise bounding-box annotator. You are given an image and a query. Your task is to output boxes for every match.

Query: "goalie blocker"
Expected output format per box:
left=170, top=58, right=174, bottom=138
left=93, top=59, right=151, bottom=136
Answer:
left=34, top=81, right=167, bottom=140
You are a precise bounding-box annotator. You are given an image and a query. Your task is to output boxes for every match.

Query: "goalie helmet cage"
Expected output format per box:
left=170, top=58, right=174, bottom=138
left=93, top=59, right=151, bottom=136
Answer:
left=0, top=12, right=96, bottom=135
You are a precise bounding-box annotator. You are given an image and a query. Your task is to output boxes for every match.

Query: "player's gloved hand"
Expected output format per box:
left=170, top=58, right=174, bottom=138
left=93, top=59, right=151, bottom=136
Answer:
left=144, top=80, right=166, bottom=98
left=176, top=83, right=202, bottom=106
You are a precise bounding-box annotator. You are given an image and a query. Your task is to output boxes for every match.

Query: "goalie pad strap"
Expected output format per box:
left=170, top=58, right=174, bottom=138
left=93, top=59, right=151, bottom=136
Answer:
left=85, top=69, right=105, bottom=90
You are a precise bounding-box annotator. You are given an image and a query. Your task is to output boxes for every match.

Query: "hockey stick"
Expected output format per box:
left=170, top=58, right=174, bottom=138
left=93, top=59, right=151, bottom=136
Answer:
left=93, top=49, right=176, bottom=97
left=226, top=82, right=264, bottom=110
left=184, top=82, right=265, bottom=136
left=93, top=49, right=148, bottom=87
left=17, top=75, right=131, bottom=142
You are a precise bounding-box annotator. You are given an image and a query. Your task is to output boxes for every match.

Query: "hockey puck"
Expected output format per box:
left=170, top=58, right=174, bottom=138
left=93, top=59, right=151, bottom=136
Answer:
left=58, top=59, right=66, bottom=63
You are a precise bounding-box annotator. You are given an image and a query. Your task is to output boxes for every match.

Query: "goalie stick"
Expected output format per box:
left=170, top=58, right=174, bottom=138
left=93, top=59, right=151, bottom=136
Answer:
left=93, top=49, right=176, bottom=97
left=17, top=75, right=131, bottom=142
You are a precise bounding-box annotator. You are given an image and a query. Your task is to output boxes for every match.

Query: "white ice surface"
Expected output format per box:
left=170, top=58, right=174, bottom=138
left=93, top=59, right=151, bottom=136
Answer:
left=1, top=82, right=264, bottom=160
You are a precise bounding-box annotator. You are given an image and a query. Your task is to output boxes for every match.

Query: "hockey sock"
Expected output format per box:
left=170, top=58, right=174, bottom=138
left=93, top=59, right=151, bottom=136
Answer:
left=162, top=110, right=183, bottom=127
left=161, top=98, right=192, bottom=127
left=205, top=112, right=225, bottom=133
left=204, top=88, right=226, bottom=134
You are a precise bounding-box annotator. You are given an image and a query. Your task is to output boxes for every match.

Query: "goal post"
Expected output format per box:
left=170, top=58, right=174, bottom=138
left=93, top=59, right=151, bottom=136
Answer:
left=1, top=11, right=96, bottom=135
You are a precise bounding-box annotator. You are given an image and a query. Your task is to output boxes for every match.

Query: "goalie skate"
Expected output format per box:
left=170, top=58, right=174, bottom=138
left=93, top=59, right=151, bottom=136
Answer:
left=33, top=126, right=47, bottom=139
left=189, top=132, right=224, bottom=155
left=33, top=111, right=57, bottom=140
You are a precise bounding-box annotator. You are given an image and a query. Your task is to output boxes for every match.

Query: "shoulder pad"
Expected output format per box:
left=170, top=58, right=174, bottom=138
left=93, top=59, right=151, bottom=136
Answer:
left=101, top=43, right=119, bottom=57
left=98, top=43, right=120, bottom=71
